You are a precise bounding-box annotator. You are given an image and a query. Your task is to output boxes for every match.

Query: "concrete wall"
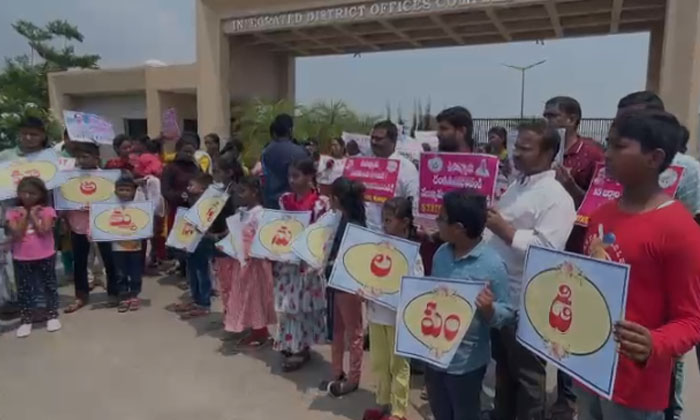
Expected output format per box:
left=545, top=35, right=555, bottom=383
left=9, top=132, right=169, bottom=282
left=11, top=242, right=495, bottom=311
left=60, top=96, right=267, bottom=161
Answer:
left=229, top=43, right=294, bottom=101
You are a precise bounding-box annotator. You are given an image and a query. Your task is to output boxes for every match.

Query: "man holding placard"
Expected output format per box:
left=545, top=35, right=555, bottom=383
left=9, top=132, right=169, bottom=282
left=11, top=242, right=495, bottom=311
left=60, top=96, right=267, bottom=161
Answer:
left=485, top=120, right=576, bottom=420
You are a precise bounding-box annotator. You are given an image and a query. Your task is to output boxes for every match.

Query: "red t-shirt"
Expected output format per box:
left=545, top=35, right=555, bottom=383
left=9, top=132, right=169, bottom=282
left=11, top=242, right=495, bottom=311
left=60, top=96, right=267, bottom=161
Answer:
left=583, top=200, right=700, bottom=411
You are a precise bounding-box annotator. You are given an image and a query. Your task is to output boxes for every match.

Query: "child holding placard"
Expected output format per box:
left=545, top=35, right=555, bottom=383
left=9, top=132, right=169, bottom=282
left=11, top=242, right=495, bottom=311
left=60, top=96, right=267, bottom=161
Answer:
left=218, top=176, right=276, bottom=347
left=112, top=174, right=145, bottom=313
left=425, top=190, right=511, bottom=420
left=361, top=196, right=423, bottom=420
left=319, top=177, right=366, bottom=397
left=6, top=177, right=60, bottom=338
left=274, top=159, right=329, bottom=372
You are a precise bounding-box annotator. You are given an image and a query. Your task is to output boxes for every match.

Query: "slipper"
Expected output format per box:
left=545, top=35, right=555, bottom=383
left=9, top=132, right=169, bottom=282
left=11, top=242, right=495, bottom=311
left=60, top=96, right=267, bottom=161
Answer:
left=118, top=300, right=130, bottom=313
left=129, top=298, right=141, bottom=311
left=64, top=299, right=87, bottom=314
left=180, top=307, right=210, bottom=319
left=329, top=380, right=358, bottom=397
left=319, top=372, right=346, bottom=391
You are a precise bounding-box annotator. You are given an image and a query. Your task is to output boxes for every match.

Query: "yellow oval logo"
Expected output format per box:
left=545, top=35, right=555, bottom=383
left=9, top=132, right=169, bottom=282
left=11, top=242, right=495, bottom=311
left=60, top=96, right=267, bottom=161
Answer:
left=197, top=197, right=226, bottom=226
left=524, top=262, right=611, bottom=357
left=307, top=226, right=333, bottom=262
left=259, top=218, right=305, bottom=255
left=343, top=243, right=408, bottom=295
left=403, top=290, right=474, bottom=355
left=60, top=176, right=114, bottom=203
left=175, top=218, right=198, bottom=245
left=95, top=207, right=150, bottom=237
left=0, top=161, right=57, bottom=189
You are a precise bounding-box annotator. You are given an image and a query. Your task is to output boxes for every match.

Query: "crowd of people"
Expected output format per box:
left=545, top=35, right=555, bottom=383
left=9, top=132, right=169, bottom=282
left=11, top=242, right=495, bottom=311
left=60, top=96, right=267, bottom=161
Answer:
left=1, top=89, right=699, bottom=420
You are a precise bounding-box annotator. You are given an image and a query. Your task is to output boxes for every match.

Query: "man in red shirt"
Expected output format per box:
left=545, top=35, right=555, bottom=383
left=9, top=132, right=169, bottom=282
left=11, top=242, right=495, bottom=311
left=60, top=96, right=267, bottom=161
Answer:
left=580, top=109, right=700, bottom=419
left=543, top=96, right=605, bottom=419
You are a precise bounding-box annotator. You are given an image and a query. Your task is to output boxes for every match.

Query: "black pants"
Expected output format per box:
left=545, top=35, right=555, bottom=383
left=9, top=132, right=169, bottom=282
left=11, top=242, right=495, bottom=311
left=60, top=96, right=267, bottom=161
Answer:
left=71, top=233, right=118, bottom=299
left=113, top=251, right=143, bottom=299
left=425, top=365, right=486, bottom=420
left=14, top=255, right=58, bottom=324
left=492, top=325, right=547, bottom=420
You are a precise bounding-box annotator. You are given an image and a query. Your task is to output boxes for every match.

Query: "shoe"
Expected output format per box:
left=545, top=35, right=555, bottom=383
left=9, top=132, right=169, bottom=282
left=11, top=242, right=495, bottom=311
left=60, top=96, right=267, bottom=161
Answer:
left=47, top=318, right=62, bottom=332
left=328, top=380, right=358, bottom=397
left=16, top=323, right=32, bottom=338
left=118, top=300, right=130, bottom=313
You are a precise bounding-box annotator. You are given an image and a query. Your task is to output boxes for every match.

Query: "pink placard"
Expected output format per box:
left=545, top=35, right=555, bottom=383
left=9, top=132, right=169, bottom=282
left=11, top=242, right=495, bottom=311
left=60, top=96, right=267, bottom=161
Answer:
left=162, top=108, right=181, bottom=140
left=419, top=152, right=500, bottom=216
left=343, top=157, right=399, bottom=204
left=576, top=163, right=685, bottom=226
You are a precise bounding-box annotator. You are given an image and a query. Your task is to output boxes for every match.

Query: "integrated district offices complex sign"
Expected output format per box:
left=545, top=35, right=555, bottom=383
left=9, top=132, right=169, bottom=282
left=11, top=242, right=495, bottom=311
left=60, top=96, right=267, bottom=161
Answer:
left=225, top=0, right=509, bottom=34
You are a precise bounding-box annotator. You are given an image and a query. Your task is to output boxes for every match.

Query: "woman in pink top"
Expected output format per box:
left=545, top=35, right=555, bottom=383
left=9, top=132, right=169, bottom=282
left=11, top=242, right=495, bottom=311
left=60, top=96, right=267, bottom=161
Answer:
left=5, top=177, right=60, bottom=338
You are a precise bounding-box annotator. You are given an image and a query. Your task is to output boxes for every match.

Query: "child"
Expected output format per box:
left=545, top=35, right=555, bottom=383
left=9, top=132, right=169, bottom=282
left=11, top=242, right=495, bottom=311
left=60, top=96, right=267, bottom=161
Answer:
left=362, top=196, right=424, bottom=420
left=320, top=177, right=366, bottom=397
left=581, top=110, right=700, bottom=419
left=64, top=142, right=118, bottom=313
left=423, top=190, right=511, bottom=420
left=6, top=177, right=60, bottom=337
left=105, top=134, right=134, bottom=171
left=111, top=174, right=145, bottom=312
left=176, top=173, right=215, bottom=319
left=275, top=158, right=329, bottom=371
left=217, top=176, right=276, bottom=347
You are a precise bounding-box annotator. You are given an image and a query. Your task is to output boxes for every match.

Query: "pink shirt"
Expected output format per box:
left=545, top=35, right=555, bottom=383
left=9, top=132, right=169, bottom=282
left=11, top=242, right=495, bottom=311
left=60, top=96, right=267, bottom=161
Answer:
left=6, top=207, right=57, bottom=261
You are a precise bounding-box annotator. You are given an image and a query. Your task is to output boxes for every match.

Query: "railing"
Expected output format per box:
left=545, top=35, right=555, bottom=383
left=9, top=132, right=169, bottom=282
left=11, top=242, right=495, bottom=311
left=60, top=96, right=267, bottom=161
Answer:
left=473, top=118, right=614, bottom=146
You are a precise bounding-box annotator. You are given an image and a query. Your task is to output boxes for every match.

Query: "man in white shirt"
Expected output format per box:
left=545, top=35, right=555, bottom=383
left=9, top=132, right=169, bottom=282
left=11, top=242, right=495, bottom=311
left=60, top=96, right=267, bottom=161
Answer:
left=485, top=120, right=576, bottom=420
left=365, top=120, right=419, bottom=232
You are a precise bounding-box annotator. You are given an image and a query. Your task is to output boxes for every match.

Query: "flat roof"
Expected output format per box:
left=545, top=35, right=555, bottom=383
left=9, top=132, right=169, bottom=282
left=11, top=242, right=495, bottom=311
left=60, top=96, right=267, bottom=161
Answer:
left=223, top=0, right=665, bottom=56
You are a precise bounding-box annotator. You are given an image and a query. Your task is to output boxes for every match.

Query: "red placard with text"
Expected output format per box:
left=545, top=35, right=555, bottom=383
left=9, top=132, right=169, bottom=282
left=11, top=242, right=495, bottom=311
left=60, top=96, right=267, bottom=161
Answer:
left=343, top=157, right=399, bottom=204
left=576, top=163, right=684, bottom=226
left=419, top=152, right=500, bottom=216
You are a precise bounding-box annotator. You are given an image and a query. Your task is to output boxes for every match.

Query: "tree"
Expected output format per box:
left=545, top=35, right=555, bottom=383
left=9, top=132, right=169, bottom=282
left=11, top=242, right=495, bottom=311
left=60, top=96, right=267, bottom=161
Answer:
left=0, top=19, right=100, bottom=150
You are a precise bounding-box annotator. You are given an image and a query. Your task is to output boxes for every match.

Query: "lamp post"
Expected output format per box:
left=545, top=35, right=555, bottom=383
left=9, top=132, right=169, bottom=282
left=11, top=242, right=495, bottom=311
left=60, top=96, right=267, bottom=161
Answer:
left=502, top=59, right=546, bottom=118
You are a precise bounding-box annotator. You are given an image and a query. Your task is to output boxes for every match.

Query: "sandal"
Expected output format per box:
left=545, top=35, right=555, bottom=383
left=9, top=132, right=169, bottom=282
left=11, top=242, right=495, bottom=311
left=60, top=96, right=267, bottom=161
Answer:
left=180, top=307, right=210, bottom=319
left=319, top=372, right=346, bottom=391
left=64, top=299, right=87, bottom=314
left=238, top=335, right=272, bottom=349
left=129, top=298, right=141, bottom=311
left=118, top=300, right=130, bottom=313
left=166, top=302, right=195, bottom=313
left=328, top=380, right=359, bottom=397
left=282, top=353, right=309, bottom=372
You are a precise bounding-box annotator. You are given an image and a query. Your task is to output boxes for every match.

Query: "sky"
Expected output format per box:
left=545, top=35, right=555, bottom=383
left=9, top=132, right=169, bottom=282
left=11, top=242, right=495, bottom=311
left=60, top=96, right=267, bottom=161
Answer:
left=0, top=0, right=650, bottom=119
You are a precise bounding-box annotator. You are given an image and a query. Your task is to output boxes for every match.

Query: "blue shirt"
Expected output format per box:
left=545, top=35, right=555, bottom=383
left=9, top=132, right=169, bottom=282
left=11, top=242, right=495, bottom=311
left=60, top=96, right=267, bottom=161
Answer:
left=431, top=240, right=514, bottom=375
left=261, top=139, right=308, bottom=209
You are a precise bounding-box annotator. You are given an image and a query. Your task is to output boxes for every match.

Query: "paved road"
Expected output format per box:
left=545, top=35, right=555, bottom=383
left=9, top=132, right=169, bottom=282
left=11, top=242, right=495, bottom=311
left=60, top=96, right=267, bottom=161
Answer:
left=0, top=275, right=697, bottom=420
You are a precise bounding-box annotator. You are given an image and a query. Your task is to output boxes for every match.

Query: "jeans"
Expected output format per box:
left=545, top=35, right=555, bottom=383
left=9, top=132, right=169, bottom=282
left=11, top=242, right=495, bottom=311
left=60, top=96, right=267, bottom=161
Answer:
left=14, top=255, right=58, bottom=324
left=575, top=385, right=663, bottom=420
left=186, top=239, right=213, bottom=308
left=113, top=251, right=143, bottom=299
left=71, top=233, right=118, bottom=299
left=425, top=365, right=487, bottom=420
left=491, top=325, right=547, bottom=420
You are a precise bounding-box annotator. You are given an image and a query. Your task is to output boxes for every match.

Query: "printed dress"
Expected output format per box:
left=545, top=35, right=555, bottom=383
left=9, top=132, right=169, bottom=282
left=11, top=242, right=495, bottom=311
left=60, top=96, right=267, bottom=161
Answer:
left=273, top=191, right=329, bottom=354
left=216, top=205, right=276, bottom=333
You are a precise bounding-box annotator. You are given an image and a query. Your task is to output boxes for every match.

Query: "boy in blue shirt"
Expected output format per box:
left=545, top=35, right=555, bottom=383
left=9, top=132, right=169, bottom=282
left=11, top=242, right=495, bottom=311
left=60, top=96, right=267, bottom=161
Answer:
left=426, top=190, right=514, bottom=420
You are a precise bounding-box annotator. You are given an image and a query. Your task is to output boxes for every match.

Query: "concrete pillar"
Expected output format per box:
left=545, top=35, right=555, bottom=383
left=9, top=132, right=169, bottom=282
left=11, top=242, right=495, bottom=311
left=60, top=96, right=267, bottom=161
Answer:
left=229, top=41, right=296, bottom=103
left=196, top=0, right=230, bottom=140
left=646, top=24, right=663, bottom=93
left=659, top=0, right=700, bottom=154
left=145, top=89, right=162, bottom=139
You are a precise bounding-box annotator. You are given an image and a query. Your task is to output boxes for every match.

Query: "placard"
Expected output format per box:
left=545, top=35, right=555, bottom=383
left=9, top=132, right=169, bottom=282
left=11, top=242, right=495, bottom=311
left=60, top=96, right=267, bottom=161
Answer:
left=291, top=210, right=342, bottom=269
left=89, top=201, right=154, bottom=242
left=341, top=132, right=371, bottom=156
left=215, top=213, right=245, bottom=264
left=58, top=157, right=76, bottom=171
left=250, top=209, right=312, bottom=263
left=184, top=185, right=230, bottom=233
left=576, top=164, right=684, bottom=226
left=343, top=156, right=400, bottom=204
left=0, top=149, right=62, bottom=200
left=162, top=108, right=181, bottom=140
left=419, top=152, right=500, bottom=216
left=516, top=245, right=630, bottom=400
left=53, top=170, right=120, bottom=210
left=63, top=110, right=115, bottom=145
left=166, top=207, right=203, bottom=253
left=395, top=276, right=486, bottom=368
left=327, top=224, right=420, bottom=309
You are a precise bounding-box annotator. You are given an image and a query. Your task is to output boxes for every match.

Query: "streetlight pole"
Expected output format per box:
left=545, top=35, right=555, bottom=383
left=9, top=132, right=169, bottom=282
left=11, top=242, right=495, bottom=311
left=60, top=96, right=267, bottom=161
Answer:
left=502, top=59, right=546, bottom=118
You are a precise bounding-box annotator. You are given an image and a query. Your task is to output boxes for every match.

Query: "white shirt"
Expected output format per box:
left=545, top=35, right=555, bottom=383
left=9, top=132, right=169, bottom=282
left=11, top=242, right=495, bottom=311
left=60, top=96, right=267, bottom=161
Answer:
left=672, top=153, right=700, bottom=215
left=367, top=254, right=425, bottom=326
left=366, top=151, right=419, bottom=232
left=484, top=170, right=576, bottom=306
